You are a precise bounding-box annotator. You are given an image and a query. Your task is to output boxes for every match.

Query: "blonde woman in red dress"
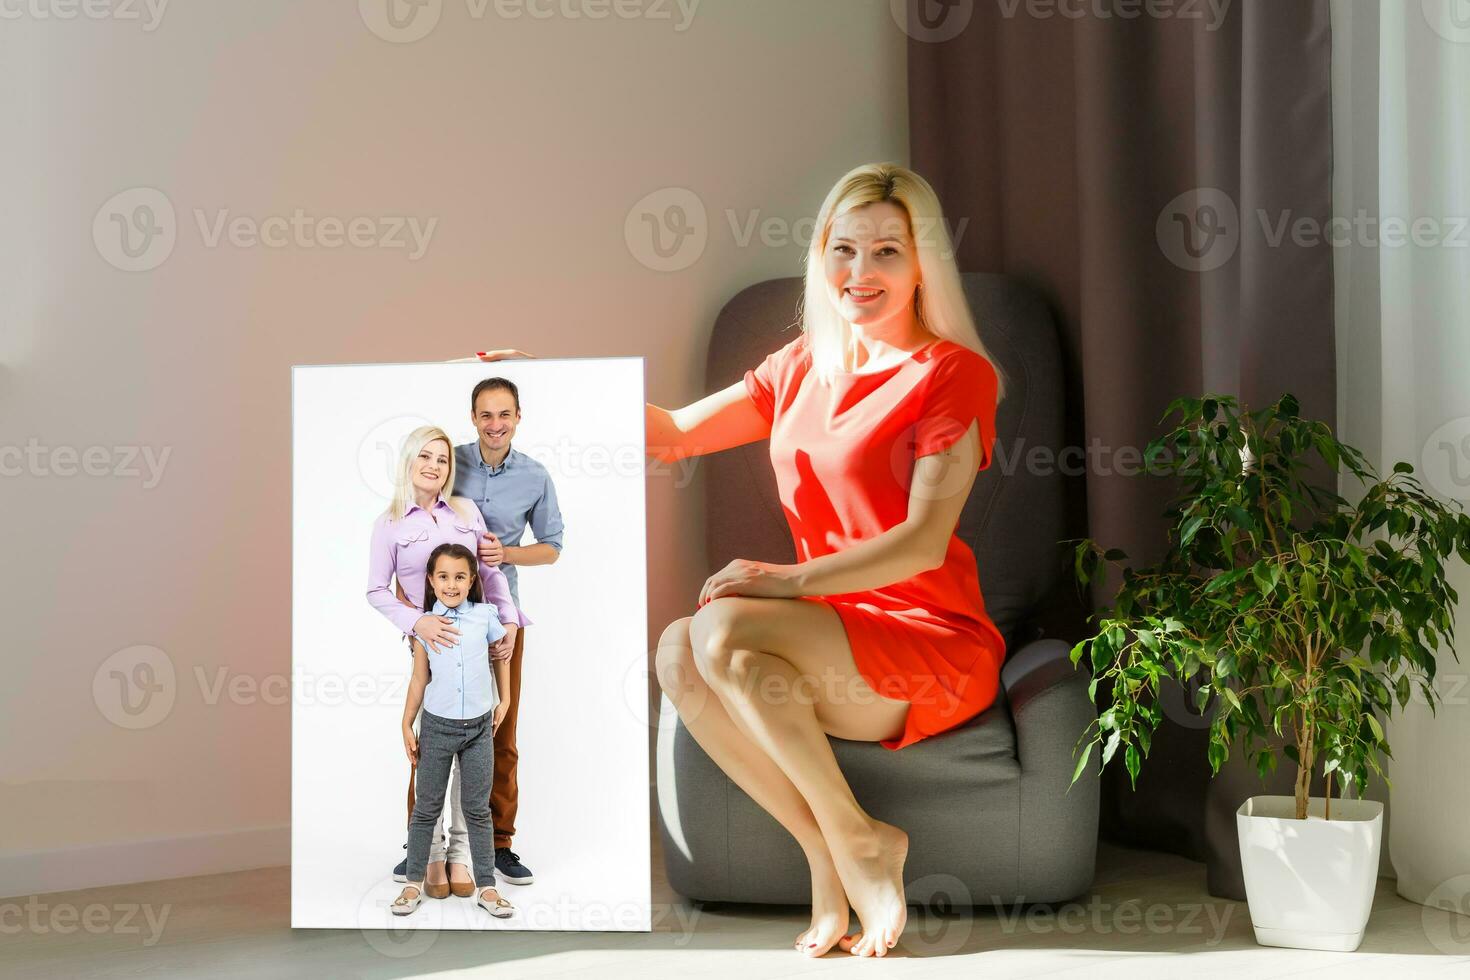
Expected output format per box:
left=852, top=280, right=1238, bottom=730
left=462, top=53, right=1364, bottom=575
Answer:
left=477, top=163, right=1009, bottom=959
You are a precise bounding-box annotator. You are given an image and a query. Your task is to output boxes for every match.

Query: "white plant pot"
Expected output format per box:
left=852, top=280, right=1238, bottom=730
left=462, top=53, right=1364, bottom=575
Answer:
left=1236, top=795, right=1384, bottom=952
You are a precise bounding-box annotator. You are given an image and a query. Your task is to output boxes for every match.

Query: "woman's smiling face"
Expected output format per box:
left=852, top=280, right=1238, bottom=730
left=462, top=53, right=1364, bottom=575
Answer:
left=411, top=438, right=451, bottom=498
left=822, top=200, right=921, bottom=328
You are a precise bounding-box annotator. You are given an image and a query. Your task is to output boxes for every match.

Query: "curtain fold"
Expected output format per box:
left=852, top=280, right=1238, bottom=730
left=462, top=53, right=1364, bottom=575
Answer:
left=906, top=0, right=1336, bottom=898
left=1331, top=0, right=1470, bottom=917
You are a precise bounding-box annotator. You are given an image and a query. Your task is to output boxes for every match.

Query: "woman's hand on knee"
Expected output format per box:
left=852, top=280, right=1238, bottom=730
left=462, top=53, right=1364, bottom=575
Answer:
left=698, top=559, right=799, bottom=607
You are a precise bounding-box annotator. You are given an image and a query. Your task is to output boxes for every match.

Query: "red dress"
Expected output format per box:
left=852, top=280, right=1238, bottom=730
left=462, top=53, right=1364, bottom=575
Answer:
left=739, top=332, right=1006, bottom=750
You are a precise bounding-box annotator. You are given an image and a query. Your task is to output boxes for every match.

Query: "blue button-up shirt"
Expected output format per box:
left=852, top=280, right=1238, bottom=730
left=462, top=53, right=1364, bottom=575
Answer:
left=453, top=443, right=564, bottom=610
left=421, top=599, right=505, bottom=720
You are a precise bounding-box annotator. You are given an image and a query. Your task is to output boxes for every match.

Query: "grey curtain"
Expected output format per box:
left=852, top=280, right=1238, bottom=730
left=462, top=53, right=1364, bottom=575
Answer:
left=904, top=0, right=1336, bottom=899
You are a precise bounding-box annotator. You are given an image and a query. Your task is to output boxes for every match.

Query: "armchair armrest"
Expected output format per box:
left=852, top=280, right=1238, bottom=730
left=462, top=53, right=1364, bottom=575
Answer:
left=1001, top=637, right=1097, bottom=771
left=1000, top=636, right=1101, bottom=900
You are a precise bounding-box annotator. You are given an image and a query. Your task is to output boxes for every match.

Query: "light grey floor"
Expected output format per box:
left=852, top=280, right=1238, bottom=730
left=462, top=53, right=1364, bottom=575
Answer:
left=7, top=830, right=1469, bottom=979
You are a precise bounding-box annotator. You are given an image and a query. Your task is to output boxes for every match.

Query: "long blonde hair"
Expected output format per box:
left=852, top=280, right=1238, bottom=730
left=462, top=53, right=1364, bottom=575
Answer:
left=386, top=425, right=478, bottom=524
left=801, top=163, right=1007, bottom=400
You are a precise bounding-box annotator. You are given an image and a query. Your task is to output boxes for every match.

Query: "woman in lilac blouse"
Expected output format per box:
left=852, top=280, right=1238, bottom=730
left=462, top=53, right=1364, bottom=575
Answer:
left=366, top=424, right=530, bottom=895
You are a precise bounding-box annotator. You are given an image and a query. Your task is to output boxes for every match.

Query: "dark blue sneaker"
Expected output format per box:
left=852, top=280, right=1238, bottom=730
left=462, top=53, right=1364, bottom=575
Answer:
left=495, top=848, right=534, bottom=885
left=393, top=842, right=407, bottom=882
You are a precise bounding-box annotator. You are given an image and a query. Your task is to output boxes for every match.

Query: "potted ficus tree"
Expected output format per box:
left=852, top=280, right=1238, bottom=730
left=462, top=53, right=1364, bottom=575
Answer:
left=1067, top=393, right=1470, bottom=952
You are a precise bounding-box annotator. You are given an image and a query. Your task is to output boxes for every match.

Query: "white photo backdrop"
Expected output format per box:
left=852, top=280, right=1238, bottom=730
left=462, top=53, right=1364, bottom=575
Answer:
left=291, top=357, right=649, bottom=932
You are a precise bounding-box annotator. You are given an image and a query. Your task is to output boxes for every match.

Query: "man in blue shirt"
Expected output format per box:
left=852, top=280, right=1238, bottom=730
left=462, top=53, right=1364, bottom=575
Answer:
left=453, top=376, right=564, bottom=886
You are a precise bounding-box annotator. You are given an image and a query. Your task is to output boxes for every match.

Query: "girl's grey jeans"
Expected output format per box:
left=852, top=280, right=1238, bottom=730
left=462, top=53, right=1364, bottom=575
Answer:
left=406, top=708, right=497, bottom=887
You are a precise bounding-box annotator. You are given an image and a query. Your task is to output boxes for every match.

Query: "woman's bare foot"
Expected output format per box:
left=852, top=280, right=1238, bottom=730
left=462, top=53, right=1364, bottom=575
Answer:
left=448, top=862, right=472, bottom=885
left=829, top=819, right=909, bottom=957
left=793, top=852, right=849, bottom=957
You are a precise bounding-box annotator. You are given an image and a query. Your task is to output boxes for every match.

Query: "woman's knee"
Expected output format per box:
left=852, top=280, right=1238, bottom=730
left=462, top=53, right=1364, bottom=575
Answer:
left=689, top=599, right=760, bottom=678
left=654, top=616, right=698, bottom=696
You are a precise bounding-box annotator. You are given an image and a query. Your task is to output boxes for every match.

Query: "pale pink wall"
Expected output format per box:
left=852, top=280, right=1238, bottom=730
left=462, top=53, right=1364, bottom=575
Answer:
left=0, top=0, right=908, bottom=888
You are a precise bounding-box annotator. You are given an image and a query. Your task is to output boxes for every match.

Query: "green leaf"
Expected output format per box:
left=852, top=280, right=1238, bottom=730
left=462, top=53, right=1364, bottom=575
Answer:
left=1102, top=730, right=1122, bottom=766
left=1124, top=743, right=1141, bottom=786
left=1225, top=505, right=1256, bottom=532
left=1181, top=515, right=1206, bottom=547
left=1366, top=714, right=1385, bottom=743
left=1070, top=742, right=1094, bottom=785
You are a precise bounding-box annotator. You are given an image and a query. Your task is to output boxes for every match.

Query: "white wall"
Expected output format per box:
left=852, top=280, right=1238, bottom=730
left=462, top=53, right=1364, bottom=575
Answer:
left=0, top=0, right=909, bottom=893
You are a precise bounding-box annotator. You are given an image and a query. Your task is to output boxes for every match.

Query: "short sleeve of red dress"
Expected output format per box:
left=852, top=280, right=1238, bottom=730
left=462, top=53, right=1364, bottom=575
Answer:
left=742, top=332, right=805, bottom=424
left=913, top=347, right=1000, bottom=470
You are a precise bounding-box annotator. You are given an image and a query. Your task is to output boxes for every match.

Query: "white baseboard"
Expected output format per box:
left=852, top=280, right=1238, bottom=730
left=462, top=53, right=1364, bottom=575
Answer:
left=0, top=824, right=289, bottom=898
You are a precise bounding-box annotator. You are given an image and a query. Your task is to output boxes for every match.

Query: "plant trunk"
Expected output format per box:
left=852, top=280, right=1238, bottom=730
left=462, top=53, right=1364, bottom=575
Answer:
left=1294, top=723, right=1315, bottom=820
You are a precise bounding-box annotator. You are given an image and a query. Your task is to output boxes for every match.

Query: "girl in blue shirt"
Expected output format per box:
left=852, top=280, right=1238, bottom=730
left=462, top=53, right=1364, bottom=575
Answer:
left=391, top=544, right=513, bottom=918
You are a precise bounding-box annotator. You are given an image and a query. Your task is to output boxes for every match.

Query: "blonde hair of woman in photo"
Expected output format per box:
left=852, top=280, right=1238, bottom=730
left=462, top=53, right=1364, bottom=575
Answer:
left=476, top=163, right=1008, bottom=958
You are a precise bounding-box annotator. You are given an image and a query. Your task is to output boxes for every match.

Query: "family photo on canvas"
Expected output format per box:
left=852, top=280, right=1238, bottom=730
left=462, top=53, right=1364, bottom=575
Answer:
left=290, top=357, right=650, bottom=932
left=364, top=375, right=563, bottom=920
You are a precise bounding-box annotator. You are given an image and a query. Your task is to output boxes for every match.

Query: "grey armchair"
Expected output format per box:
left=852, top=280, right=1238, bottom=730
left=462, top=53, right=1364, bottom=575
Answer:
left=655, top=273, right=1099, bottom=906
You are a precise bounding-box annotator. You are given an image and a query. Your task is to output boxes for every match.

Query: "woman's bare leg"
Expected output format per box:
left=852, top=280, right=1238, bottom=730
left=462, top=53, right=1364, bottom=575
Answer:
left=656, top=617, right=850, bottom=956
left=688, top=596, right=912, bottom=958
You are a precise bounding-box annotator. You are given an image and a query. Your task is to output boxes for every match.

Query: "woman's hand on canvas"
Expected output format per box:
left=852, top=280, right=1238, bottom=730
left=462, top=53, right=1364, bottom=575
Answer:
left=445, top=349, right=536, bottom=364
left=491, top=624, right=517, bottom=661
left=698, top=559, right=800, bottom=607
left=492, top=700, right=508, bottom=734
left=402, top=725, right=418, bottom=765
left=414, top=614, right=460, bottom=654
